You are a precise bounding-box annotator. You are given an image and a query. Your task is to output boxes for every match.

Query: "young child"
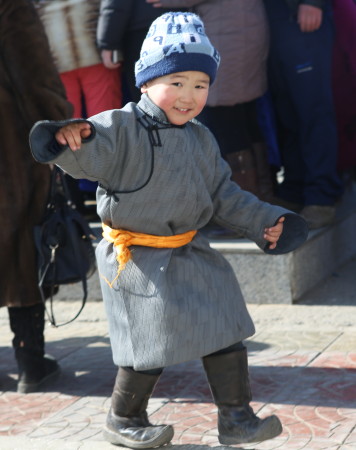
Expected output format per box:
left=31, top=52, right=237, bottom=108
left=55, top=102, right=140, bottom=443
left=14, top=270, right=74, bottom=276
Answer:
left=30, top=12, right=308, bottom=448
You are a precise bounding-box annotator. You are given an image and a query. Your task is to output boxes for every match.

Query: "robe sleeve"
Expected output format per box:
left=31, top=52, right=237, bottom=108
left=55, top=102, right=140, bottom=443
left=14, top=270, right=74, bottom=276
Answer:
left=29, top=110, right=127, bottom=185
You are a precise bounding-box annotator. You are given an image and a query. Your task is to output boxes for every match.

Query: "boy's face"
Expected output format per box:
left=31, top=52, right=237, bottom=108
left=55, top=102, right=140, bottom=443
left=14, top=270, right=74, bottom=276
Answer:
left=141, top=71, right=210, bottom=126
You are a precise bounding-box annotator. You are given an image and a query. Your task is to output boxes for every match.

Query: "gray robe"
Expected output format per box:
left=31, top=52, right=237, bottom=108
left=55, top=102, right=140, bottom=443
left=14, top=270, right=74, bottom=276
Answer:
left=30, top=94, right=308, bottom=370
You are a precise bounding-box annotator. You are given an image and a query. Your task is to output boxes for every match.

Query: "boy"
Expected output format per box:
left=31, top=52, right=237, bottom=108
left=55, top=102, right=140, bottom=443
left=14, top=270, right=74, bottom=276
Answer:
left=30, top=12, right=308, bottom=448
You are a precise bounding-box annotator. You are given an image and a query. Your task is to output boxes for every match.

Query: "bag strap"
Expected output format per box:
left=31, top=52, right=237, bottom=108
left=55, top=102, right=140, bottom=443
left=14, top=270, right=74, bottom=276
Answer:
left=56, top=166, right=75, bottom=203
left=38, top=238, right=89, bottom=327
left=38, top=240, right=61, bottom=326
left=40, top=166, right=90, bottom=327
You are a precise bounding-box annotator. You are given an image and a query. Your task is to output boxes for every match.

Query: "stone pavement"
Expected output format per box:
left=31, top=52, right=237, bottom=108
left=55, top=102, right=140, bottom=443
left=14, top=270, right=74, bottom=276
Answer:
left=0, top=257, right=355, bottom=450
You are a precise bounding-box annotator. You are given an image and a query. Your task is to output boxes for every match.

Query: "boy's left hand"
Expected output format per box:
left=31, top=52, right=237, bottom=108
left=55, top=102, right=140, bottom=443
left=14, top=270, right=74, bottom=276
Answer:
left=264, top=216, right=284, bottom=250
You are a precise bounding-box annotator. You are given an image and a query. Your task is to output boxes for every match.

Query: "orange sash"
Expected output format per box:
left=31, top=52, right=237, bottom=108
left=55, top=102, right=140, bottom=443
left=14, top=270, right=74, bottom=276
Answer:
left=101, top=224, right=197, bottom=287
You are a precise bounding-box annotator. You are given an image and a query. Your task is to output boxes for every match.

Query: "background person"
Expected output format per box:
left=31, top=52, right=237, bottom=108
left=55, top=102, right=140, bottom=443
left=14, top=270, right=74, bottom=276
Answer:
left=0, top=0, right=73, bottom=393
left=331, top=0, right=356, bottom=178
left=34, top=0, right=123, bottom=207
left=264, top=0, right=344, bottom=229
left=96, top=0, right=186, bottom=103
left=148, top=0, right=275, bottom=203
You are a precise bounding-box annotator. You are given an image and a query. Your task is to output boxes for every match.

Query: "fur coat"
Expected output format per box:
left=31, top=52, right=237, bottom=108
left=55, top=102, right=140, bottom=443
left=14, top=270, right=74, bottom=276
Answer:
left=0, top=0, right=72, bottom=308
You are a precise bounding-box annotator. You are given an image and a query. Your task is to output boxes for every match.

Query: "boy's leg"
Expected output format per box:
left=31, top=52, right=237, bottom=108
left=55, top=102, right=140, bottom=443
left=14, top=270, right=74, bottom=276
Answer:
left=103, top=366, right=174, bottom=449
left=202, top=342, right=282, bottom=445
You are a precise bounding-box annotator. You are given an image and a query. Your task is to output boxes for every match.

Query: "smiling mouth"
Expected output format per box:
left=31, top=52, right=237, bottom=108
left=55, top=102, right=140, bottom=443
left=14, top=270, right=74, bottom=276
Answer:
left=175, top=107, right=190, bottom=112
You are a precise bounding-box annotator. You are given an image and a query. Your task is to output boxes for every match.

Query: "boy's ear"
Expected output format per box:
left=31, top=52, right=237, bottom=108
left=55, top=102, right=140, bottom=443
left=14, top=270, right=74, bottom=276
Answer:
left=141, top=83, right=148, bottom=93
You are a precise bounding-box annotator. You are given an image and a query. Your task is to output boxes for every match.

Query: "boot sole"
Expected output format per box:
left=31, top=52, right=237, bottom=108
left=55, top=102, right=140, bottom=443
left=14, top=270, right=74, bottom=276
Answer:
left=218, top=416, right=283, bottom=445
left=17, top=366, right=61, bottom=394
left=103, top=424, right=174, bottom=449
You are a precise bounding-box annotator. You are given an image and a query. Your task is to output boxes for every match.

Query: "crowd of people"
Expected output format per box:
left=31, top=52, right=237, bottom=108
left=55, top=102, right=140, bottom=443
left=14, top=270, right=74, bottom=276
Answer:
left=1, top=0, right=355, bottom=448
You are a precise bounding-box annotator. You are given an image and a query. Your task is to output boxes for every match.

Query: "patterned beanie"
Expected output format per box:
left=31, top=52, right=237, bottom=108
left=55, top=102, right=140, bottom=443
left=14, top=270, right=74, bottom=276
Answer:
left=135, top=12, right=220, bottom=88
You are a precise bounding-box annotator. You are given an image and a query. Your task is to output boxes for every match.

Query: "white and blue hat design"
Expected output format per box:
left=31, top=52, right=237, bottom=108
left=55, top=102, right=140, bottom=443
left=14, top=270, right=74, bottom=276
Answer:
left=135, top=12, right=220, bottom=88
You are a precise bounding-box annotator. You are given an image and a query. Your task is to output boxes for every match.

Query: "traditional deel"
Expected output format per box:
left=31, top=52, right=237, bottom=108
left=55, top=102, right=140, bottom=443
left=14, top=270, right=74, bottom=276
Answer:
left=30, top=93, right=308, bottom=370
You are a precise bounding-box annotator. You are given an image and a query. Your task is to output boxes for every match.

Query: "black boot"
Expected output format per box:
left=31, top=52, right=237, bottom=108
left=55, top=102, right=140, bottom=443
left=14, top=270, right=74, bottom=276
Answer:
left=8, top=303, right=60, bottom=393
left=103, top=367, right=174, bottom=449
left=202, top=347, right=282, bottom=445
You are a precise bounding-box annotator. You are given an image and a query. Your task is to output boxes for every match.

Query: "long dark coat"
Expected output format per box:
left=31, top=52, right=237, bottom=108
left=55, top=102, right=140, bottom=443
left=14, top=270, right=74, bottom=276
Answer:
left=0, top=0, right=72, bottom=308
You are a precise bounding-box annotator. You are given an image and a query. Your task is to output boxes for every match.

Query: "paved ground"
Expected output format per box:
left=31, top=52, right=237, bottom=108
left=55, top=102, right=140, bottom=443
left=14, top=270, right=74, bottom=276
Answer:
left=0, top=255, right=355, bottom=450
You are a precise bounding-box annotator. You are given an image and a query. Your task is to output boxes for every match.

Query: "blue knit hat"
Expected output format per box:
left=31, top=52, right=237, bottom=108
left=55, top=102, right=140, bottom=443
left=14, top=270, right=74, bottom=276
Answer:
left=135, top=12, right=220, bottom=88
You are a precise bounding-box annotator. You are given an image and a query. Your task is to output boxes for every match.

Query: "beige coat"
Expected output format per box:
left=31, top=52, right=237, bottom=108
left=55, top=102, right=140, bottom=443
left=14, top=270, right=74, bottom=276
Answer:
left=157, top=0, right=269, bottom=106
left=34, top=0, right=102, bottom=73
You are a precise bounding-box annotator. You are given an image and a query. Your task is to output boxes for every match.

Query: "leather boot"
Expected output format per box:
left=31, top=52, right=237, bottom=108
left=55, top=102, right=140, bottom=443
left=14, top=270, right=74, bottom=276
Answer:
left=8, top=303, right=60, bottom=393
left=202, top=347, right=282, bottom=445
left=224, top=149, right=259, bottom=196
left=103, top=367, right=174, bottom=449
left=251, top=142, right=276, bottom=202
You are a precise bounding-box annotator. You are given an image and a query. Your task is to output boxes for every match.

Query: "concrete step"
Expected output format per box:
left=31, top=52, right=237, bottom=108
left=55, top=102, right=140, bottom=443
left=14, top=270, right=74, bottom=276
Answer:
left=208, top=182, right=356, bottom=304
left=56, top=182, right=356, bottom=305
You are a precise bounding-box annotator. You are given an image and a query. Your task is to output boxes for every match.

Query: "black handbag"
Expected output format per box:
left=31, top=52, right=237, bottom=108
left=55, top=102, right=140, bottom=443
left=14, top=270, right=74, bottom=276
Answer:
left=34, top=167, right=97, bottom=326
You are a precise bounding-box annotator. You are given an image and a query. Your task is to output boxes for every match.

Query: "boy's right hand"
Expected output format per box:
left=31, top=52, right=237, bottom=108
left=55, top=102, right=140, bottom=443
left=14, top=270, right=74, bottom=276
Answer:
left=55, top=122, right=92, bottom=151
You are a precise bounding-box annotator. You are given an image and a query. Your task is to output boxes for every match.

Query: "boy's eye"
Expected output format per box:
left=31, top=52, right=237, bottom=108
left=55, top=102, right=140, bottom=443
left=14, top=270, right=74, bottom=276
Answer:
left=172, top=82, right=182, bottom=87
